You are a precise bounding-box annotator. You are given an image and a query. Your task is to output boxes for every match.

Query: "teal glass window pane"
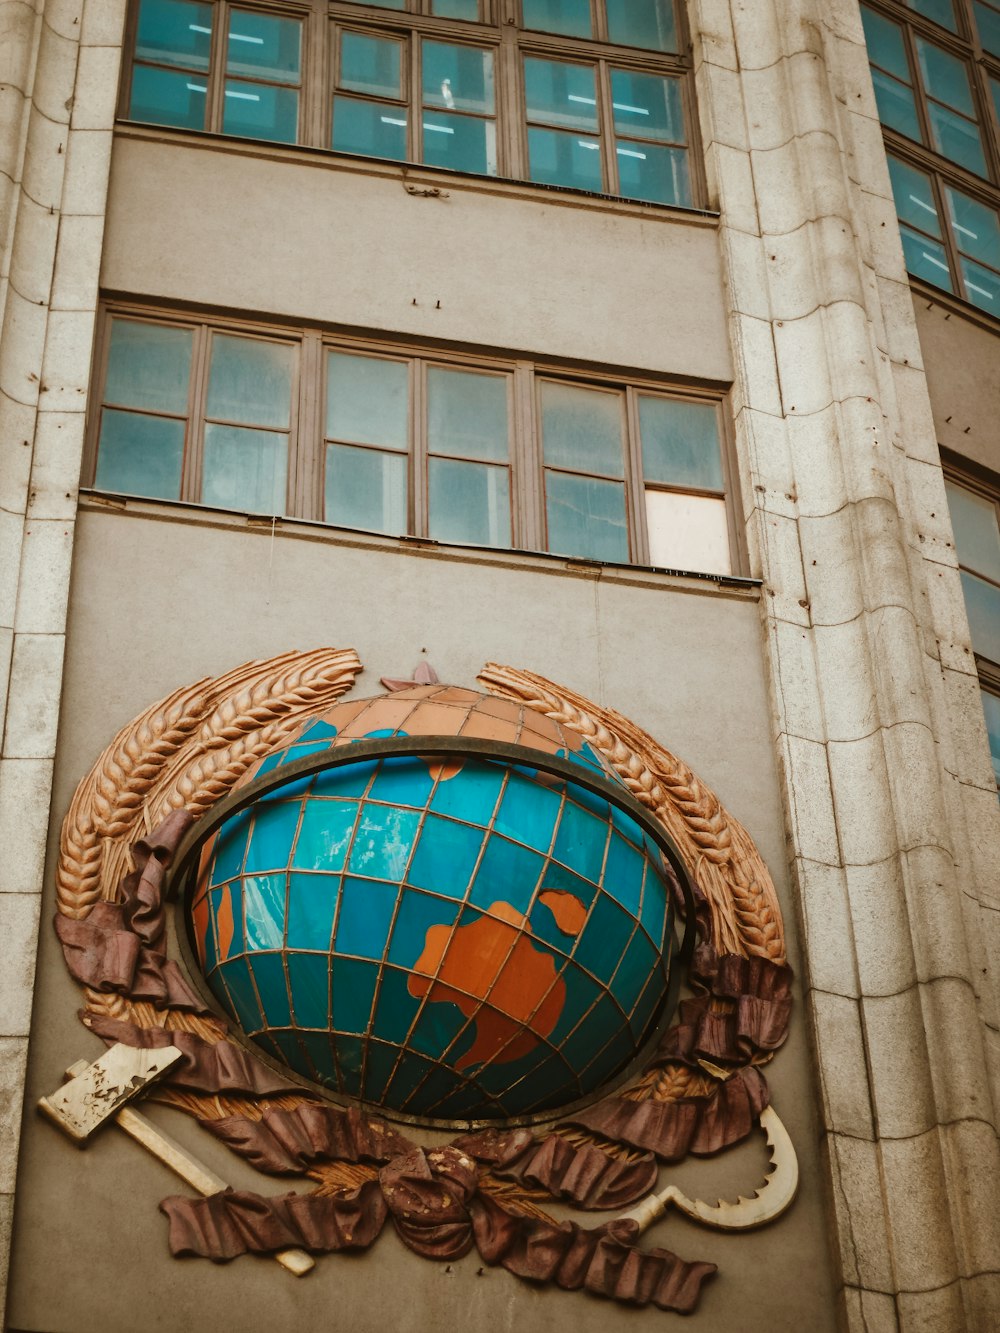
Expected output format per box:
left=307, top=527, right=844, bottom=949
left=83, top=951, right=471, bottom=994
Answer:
left=202, top=424, right=288, bottom=513
left=887, top=155, right=942, bottom=236
left=287, top=870, right=339, bottom=952
left=607, top=0, right=676, bottom=51
left=991, top=75, right=1000, bottom=126
left=522, top=0, right=592, bottom=38
left=959, top=256, right=1000, bottom=313
left=129, top=64, right=208, bottom=128
left=900, top=222, right=954, bottom=286
left=227, top=11, right=301, bottom=80
left=327, top=352, right=408, bottom=447
left=292, top=800, right=359, bottom=874
left=871, top=68, right=921, bottom=139
left=541, top=382, right=624, bottom=477
left=926, top=101, right=986, bottom=175
left=428, top=457, right=511, bottom=546
left=422, top=112, right=496, bottom=173
left=527, top=127, right=602, bottom=190
left=427, top=367, right=509, bottom=461
left=945, top=481, right=1000, bottom=580
left=105, top=320, right=193, bottom=413
left=222, top=80, right=299, bottom=142
left=945, top=187, right=1000, bottom=270
left=325, top=443, right=408, bottom=534
left=340, top=32, right=403, bottom=99
left=135, top=0, right=212, bottom=70
left=638, top=397, right=723, bottom=490
left=207, top=335, right=293, bottom=428
left=916, top=39, right=974, bottom=114
left=981, top=689, right=1000, bottom=788
left=974, top=0, right=1000, bottom=55
left=94, top=410, right=184, bottom=500
left=423, top=42, right=494, bottom=113
left=861, top=6, right=911, bottom=82
left=545, top=472, right=628, bottom=562
left=610, top=70, right=683, bottom=142
left=288, top=953, right=330, bottom=1029
left=242, top=873, right=286, bottom=947
left=432, top=0, right=479, bottom=15
left=960, top=570, right=1000, bottom=662
left=909, top=0, right=957, bottom=29
left=333, top=98, right=408, bottom=159
left=616, top=140, right=689, bottom=204
left=524, top=59, right=599, bottom=131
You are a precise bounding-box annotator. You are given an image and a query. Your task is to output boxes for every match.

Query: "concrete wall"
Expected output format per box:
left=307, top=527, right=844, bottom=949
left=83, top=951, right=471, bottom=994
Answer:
left=4, top=503, right=838, bottom=1333
left=913, top=298, right=1000, bottom=477
left=101, top=132, right=733, bottom=382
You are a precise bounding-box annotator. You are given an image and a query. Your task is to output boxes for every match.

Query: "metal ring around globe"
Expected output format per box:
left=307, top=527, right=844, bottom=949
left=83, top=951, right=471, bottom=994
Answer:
left=166, top=733, right=699, bottom=1128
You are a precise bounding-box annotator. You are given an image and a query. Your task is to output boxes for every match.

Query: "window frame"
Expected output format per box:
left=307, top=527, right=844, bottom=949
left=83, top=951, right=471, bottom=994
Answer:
left=121, top=0, right=316, bottom=142
left=83, top=301, right=741, bottom=575
left=118, top=0, right=704, bottom=208
left=942, top=450, right=1000, bottom=791
left=863, top=0, right=1000, bottom=319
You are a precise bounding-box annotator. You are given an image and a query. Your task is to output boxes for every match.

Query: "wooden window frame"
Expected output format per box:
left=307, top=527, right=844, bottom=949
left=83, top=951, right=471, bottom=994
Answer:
left=862, top=0, right=1000, bottom=318
left=121, top=0, right=315, bottom=141
left=119, top=0, right=703, bottom=207
left=84, top=302, right=739, bottom=575
left=942, top=450, right=1000, bottom=789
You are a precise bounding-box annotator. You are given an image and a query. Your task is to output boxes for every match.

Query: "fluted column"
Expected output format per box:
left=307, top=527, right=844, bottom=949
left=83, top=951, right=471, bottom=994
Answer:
left=0, top=0, right=126, bottom=1321
left=689, top=0, right=1000, bottom=1326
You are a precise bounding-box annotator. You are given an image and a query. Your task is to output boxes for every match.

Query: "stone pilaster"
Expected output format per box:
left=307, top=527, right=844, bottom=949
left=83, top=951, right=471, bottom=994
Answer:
left=689, top=0, right=1000, bottom=1326
left=0, top=0, right=125, bottom=1320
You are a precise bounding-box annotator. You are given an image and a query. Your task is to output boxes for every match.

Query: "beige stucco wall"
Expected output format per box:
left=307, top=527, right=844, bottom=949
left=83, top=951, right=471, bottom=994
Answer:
left=913, top=299, right=1000, bottom=476
left=100, top=133, right=733, bottom=383
left=4, top=503, right=837, bottom=1333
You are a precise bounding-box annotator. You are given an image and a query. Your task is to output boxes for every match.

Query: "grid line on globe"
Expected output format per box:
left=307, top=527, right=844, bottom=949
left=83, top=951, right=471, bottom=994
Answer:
left=186, top=686, right=681, bottom=1122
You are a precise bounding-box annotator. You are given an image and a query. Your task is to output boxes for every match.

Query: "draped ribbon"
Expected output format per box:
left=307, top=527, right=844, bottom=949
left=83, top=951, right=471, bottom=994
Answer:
left=58, top=811, right=790, bottom=1315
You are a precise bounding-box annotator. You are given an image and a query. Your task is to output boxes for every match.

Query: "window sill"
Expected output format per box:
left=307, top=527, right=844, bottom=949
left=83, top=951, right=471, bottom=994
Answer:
left=113, top=121, right=721, bottom=228
left=79, top=490, right=761, bottom=598
left=908, top=276, right=1000, bottom=337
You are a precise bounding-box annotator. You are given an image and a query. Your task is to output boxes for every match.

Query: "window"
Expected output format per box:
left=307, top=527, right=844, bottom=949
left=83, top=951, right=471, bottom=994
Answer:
left=861, top=1, right=1000, bottom=317
left=121, top=0, right=696, bottom=207
left=86, top=308, right=734, bottom=574
left=130, top=0, right=304, bottom=141
left=944, top=468, right=1000, bottom=789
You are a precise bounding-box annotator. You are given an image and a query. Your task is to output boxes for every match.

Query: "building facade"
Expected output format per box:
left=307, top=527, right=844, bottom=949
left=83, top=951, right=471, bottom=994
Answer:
left=0, top=0, right=998, bottom=1328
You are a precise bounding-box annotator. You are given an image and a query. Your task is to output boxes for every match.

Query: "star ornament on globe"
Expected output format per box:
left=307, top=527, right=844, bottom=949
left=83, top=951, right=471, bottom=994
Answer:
left=180, top=686, right=694, bottom=1125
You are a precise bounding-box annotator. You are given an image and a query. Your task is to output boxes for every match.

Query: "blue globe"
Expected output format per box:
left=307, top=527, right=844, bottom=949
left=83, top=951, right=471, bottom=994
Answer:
left=188, top=686, right=677, bottom=1122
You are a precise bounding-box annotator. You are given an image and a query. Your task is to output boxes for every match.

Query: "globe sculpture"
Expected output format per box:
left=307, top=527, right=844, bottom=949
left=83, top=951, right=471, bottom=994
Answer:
left=187, top=685, right=681, bottom=1123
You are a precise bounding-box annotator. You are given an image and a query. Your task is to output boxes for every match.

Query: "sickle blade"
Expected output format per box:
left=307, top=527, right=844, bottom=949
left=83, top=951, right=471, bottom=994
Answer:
left=619, top=1104, right=799, bottom=1234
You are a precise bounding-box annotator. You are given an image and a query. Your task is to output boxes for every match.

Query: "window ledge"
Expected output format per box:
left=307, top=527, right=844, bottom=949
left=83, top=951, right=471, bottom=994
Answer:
left=113, top=121, right=722, bottom=228
left=909, top=277, right=1000, bottom=337
left=79, top=490, right=761, bottom=599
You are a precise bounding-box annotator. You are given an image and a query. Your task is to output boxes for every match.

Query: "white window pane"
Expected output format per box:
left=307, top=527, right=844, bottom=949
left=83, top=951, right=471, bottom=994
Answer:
left=960, top=570, right=1000, bottom=663
left=945, top=480, right=1000, bottom=581
left=428, top=457, right=510, bottom=547
left=981, top=688, right=1000, bottom=788
left=645, top=490, right=731, bottom=574
left=427, top=367, right=509, bottom=461
left=327, top=352, right=408, bottom=447
left=326, top=442, right=407, bottom=535
left=207, top=335, right=293, bottom=428
left=202, top=424, right=287, bottom=513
